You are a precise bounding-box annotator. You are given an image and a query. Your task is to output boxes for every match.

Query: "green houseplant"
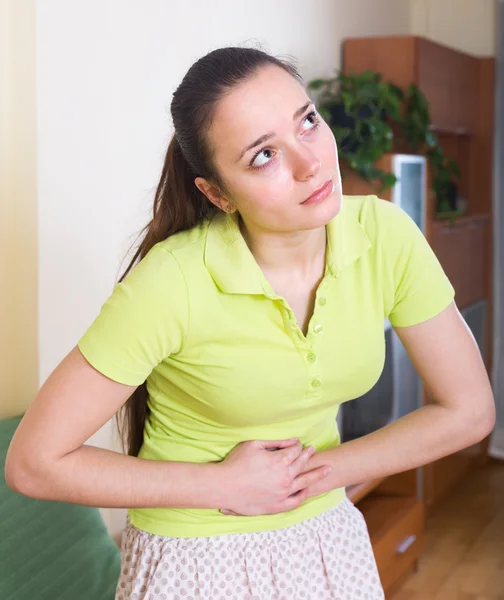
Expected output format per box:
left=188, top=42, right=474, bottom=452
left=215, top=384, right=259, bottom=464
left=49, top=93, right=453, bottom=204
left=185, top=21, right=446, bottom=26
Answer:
left=307, top=71, right=461, bottom=218
left=308, top=71, right=402, bottom=192
left=400, top=83, right=461, bottom=217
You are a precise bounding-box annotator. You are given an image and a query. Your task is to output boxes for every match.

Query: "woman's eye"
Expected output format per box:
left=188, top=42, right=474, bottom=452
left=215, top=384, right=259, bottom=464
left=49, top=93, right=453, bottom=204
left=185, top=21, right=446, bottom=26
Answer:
left=249, top=111, right=320, bottom=169
left=251, top=148, right=274, bottom=168
left=302, top=111, right=320, bottom=131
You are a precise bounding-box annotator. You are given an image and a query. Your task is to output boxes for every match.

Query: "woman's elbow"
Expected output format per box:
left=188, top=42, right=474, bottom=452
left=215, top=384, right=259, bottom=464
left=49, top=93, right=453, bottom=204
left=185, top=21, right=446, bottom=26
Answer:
left=464, top=392, right=496, bottom=444
left=5, top=446, right=48, bottom=499
left=478, top=403, right=496, bottom=440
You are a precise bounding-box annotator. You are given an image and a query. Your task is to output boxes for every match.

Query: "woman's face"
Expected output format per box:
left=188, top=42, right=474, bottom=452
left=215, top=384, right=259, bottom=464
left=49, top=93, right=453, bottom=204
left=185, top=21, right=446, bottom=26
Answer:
left=195, top=64, right=342, bottom=234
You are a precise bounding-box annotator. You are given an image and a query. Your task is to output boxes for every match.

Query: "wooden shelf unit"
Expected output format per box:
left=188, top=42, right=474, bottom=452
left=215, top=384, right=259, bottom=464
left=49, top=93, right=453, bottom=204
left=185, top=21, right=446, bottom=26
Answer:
left=358, top=495, right=424, bottom=594
left=340, top=35, right=495, bottom=596
left=346, top=477, right=388, bottom=504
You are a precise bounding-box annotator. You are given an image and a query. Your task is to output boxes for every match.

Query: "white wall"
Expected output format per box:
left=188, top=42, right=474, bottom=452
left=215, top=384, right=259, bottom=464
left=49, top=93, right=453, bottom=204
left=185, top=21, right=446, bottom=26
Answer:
left=410, top=0, right=497, bottom=56
left=36, top=0, right=411, bottom=541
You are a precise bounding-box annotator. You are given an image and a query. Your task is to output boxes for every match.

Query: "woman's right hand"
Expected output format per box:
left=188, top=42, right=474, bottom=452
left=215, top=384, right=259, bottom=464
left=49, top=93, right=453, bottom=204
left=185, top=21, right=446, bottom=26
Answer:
left=218, top=438, right=332, bottom=516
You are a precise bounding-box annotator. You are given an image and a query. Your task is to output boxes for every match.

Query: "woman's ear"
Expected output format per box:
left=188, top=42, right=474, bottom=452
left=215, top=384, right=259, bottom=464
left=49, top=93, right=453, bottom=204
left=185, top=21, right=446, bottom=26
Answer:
left=194, top=177, right=236, bottom=213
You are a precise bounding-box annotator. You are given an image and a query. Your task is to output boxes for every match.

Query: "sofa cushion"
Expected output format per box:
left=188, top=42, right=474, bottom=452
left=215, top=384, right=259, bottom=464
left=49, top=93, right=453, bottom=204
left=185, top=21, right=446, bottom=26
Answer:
left=0, top=415, right=121, bottom=600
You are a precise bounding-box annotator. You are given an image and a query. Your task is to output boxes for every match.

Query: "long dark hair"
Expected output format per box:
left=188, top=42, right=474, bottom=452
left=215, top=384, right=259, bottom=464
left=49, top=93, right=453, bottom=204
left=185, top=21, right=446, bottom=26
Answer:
left=116, top=46, right=303, bottom=457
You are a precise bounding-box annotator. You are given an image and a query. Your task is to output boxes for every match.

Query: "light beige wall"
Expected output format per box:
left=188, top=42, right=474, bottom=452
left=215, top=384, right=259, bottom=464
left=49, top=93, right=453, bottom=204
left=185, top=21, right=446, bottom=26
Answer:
left=0, top=0, right=38, bottom=419
left=410, top=0, right=497, bottom=56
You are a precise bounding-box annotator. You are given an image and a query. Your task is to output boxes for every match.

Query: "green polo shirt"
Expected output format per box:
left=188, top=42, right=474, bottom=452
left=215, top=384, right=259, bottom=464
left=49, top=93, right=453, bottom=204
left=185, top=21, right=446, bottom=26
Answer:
left=78, top=195, right=455, bottom=537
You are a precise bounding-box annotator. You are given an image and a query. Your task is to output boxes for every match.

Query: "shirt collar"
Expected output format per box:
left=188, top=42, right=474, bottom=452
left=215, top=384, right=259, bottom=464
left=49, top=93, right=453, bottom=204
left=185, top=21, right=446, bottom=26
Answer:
left=204, top=196, right=372, bottom=295
left=325, top=196, right=372, bottom=278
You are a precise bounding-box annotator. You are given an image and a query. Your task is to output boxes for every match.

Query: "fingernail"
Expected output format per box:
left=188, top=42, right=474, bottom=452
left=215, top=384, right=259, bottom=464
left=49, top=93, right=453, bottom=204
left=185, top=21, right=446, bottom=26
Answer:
left=323, top=468, right=331, bottom=476
left=220, top=509, right=230, bottom=515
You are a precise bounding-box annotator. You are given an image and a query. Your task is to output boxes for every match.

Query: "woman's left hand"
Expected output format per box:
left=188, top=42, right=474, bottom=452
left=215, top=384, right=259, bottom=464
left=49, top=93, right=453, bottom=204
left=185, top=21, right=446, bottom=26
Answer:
left=220, top=448, right=335, bottom=516
left=302, top=449, right=337, bottom=498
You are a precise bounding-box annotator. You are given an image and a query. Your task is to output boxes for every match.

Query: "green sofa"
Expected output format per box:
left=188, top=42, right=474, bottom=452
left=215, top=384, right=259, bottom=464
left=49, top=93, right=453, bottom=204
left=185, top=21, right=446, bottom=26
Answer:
left=0, top=415, right=121, bottom=600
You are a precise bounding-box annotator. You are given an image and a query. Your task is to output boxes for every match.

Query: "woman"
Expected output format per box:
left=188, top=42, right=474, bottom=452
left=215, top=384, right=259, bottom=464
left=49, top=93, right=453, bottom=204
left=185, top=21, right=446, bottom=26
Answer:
left=6, top=46, right=495, bottom=600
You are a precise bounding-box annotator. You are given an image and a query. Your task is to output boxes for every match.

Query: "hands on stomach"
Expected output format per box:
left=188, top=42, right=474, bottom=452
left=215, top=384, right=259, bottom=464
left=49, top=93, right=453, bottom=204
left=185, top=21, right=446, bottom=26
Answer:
left=218, top=439, right=332, bottom=516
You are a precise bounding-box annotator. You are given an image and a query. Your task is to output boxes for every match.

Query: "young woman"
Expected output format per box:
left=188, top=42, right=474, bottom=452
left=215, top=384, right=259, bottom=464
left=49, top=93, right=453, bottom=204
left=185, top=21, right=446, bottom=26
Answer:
left=6, top=47, right=495, bottom=600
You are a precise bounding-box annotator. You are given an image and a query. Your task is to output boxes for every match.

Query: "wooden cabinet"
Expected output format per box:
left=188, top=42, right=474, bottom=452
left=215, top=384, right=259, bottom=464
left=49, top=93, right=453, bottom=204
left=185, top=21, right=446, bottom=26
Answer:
left=344, top=36, right=478, bottom=133
left=343, top=36, right=494, bottom=217
left=423, top=434, right=486, bottom=507
left=342, top=34, right=495, bottom=596
left=343, top=36, right=416, bottom=92
left=416, top=39, right=478, bottom=132
left=423, top=212, right=490, bottom=510
left=431, top=215, right=488, bottom=310
left=358, top=495, right=424, bottom=594
left=416, top=38, right=451, bottom=129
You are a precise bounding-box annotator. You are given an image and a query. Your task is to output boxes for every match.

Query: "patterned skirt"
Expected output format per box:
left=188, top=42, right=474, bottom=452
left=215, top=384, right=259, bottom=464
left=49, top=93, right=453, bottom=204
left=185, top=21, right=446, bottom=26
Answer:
left=115, top=496, right=384, bottom=600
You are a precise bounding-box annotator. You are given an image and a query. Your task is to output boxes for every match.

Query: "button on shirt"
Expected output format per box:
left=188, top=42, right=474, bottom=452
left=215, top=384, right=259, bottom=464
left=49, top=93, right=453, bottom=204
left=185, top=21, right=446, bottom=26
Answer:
left=78, top=195, right=455, bottom=538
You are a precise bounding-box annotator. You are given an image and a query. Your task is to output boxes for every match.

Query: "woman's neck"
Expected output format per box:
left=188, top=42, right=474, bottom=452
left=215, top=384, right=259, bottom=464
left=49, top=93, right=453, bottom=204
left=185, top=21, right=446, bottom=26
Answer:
left=239, top=216, right=327, bottom=278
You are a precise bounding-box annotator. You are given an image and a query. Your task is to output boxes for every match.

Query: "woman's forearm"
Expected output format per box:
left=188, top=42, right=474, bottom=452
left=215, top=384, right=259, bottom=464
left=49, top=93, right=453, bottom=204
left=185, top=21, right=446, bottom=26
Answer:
left=307, top=401, right=493, bottom=497
left=9, top=444, right=225, bottom=510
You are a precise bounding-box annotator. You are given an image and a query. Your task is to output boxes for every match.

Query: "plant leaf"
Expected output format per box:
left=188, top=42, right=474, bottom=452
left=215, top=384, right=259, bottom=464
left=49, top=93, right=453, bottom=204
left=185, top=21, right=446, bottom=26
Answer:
left=307, top=78, right=329, bottom=90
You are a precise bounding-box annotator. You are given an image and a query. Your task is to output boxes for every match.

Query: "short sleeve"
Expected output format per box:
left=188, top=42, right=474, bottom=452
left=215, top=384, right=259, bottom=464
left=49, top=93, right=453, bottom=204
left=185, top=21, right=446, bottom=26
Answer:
left=78, top=245, right=188, bottom=386
left=378, top=200, right=455, bottom=327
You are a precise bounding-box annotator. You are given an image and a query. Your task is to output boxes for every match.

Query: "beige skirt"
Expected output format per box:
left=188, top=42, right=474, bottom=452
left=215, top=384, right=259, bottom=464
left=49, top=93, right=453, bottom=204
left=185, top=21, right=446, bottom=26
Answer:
left=115, top=496, right=384, bottom=600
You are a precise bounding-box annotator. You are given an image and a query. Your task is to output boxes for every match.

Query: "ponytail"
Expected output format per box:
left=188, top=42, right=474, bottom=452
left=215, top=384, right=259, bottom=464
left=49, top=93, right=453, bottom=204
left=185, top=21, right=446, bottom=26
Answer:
left=115, top=46, right=303, bottom=457
left=119, top=135, right=216, bottom=284
left=116, top=135, right=217, bottom=457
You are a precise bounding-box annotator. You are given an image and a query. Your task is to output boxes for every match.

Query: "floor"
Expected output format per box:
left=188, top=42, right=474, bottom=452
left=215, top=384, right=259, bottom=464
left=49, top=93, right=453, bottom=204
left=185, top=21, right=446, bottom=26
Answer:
left=391, top=459, right=504, bottom=600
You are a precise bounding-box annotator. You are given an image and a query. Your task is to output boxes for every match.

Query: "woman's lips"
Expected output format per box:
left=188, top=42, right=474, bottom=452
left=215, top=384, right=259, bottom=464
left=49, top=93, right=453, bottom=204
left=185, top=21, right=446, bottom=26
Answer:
left=301, top=179, right=334, bottom=205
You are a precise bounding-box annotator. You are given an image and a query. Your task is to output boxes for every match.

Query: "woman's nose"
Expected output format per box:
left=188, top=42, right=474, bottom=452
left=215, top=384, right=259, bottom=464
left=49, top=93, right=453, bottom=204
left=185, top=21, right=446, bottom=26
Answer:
left=292, top=147, right=321, bottom=181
